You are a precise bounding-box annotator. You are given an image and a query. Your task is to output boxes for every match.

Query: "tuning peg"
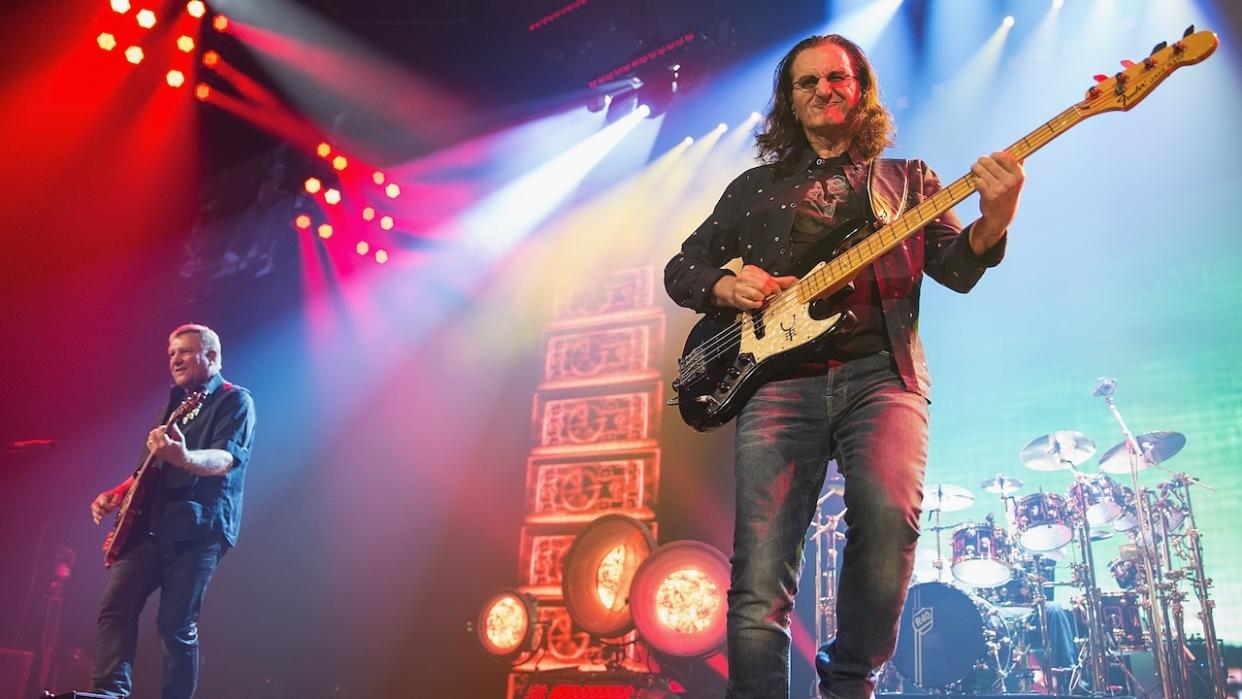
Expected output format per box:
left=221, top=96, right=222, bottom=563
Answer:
left=1151, top=41, right=1168, bottom=55
left=1120, top=59, right=1135, bottom=69
left=1093, top=74, right=1108, bottom=83
left=1183, top=25, right=1196, bottom=38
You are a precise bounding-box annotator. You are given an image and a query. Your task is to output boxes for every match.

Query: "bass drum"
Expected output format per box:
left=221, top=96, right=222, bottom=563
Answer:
left=894, top=582, right=1012, bottom=692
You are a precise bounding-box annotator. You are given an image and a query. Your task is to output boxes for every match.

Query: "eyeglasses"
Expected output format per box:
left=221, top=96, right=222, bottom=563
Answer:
left=793, top=72, right=857, bottom=91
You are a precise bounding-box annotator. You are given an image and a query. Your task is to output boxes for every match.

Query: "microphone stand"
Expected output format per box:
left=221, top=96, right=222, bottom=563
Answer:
left=1093, top=379, right=1176, bottom=698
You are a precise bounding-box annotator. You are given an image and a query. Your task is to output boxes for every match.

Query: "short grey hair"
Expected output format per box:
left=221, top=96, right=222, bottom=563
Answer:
left=170, top=323, right=222, bottom=367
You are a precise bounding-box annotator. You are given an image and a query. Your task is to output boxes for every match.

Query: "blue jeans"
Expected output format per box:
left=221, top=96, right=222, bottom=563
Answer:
left=92, top=533, right=227, bottom=699
left=726, top=352, right=927, bottom=699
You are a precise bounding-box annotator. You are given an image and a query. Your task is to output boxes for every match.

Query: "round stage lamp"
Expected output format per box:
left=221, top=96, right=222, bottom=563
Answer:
left=561, top=514, right=656, bottom=638
left=477, top=588, right=538, bottom=660
left=630, top=541, right=730, bottom=657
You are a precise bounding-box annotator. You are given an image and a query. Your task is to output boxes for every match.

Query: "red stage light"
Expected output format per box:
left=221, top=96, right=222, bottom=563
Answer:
left=316, top=142, right=331, bottom=158
left=124, top=46, right=144, bottom=64
left=355, top=241, right=370, bottom=255
left=361, top=207, right=375, bottom=221
left=201, top=50, right=220, bottom=67
left=630, top=541, right=730, bottom=658
left=331, top=155, right=348, bottom=171
left=561, top=515, right=656, bottom=638
left=371, top=171, right=385, bottom=185
left=317, top=223, right=333, bottom=239
left=212, top=15, right=228, bottom=32
left=294, top=214, right=312, bottom=230
left=186, top=0, right=206, bottom=18
left=110, top=0, right=131, bottom=14
left=97, top=33, right=117, bottom=51
left=379, top=216, right=394, bottom=231
left=304, top=177, right=322, bottom=194
left=135, top=9, right=156, bottom=29
left=323, top=188, right=341, bottom=205
left=176, top=35, right=195, bottom=52
left=166, top=70, right=186, bottom=88
left=194, top=83, right=210, bottom=101
left=384, top=183, right=400, bottom=199
left=375, top=249, right=389, bottom=264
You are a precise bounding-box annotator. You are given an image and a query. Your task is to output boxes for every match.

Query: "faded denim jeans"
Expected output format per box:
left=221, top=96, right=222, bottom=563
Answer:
left=725, top=352, right=927, bottom=699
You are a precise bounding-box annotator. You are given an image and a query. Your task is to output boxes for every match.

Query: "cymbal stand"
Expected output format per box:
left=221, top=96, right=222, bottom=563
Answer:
left=1067, top=469, right=1111, bottom=694
left=807, top=499, right=844, bottom=699
left=1153, top=498, right=1194, bottom=696
left=1095, top=385, right=1176, bottom=699
left=1171, top=473, right=1227, bottom=699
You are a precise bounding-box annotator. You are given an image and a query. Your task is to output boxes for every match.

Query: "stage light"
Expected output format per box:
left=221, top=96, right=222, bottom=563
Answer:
left=201, top=50, right=219, bottom=67
left=1002, top=16, right=1015, bottom=28
left=682, top=136, right=693, bottom=146
left=717, top=122, right=728, bottom=133
left=294, top=214, right=312, bottom=230
left=1052, top=0, right=1063, bottom=7
left=186, top=0, right=205, bottom=18
left=176, top=35, right=194, bottom=52
left=316, top=142, right=331, bottom=158
left=135, top=9, right=156, bottom=29
left=304, top=177, right=322, bottom=194
left=361, top=207, right=376, bottom=221
left=356, top=241, right=370, bottom=255
left=212, top=15, right=228, bottom=32
left=371, top=171, right=385, bottom=185
left=750, top=111, right=762, bottom=121
left=630, top=541, right=730, bottom=658
left=317, top=223, right=333, bottom=239
left=384, top=183, right=400, bottom=199
left=331, top=155, right=348, bottom=171
left=379, top=215, right=394, bottom=230
left=477, top=589, right=537, bottom=659
left=561, top=514, right=656, bottom=638
left=110, top=0, right=130, bottom=14
left=323, top=188, right=341, bottom=205
left=194, top=83, right=210, bottom=101
left=165, top=70, right=185, bottom=88
left=374, top=249, right=389, bottom=264
left=124, top=46, right=144, bottom=64
left=97, top=33, right=117, bottom=51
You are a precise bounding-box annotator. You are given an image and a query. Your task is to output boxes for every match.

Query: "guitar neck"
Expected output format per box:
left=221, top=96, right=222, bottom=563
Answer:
left=796, top=102, right=1086, bottom=303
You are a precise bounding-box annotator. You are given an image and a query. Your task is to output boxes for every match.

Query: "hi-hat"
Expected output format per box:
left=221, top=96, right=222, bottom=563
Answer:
left=1019, top=431, right=1096, bottom=471
left=1098, top=431, right=1186, bottom=474
left=921, top=483, right=975, bottom=513
left=981, top=474, right=1024, bottom=496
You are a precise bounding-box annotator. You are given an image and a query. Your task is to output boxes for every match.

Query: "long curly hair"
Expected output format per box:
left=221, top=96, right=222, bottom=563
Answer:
left=755, top=34, right=895, bottom=176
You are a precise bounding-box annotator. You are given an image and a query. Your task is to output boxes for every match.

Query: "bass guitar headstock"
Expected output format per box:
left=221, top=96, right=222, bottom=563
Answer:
left=1077, top=26, right=1217, bottom=119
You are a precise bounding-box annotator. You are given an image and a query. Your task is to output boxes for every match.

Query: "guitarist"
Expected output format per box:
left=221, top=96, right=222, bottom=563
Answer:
left=88, top=324, right=256, bottom=699
left=663, top=35, right=1023, bottom=699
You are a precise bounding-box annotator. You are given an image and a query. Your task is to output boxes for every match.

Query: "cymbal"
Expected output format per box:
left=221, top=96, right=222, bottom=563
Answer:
left=1098, top=431, right=1186, bottom=474
left=921, top=483, right=975, bottom=513
left=1019, top=431, right=1096, bottom=471
left=980, top=474, right=1024, bottom=496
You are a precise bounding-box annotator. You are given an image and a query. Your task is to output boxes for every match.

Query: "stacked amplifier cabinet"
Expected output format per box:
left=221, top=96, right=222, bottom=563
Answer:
left=508, top=268, right=667, bottom=697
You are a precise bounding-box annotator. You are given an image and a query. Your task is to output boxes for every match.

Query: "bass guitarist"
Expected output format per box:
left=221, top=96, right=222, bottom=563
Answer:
left=88, top=323, right=256, bottom=699
left=663, top=34, right=1023, bottom=699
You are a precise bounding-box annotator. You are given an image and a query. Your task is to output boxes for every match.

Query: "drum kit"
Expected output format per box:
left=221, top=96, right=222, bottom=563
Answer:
left=806, top=381, right=1227, bottom=698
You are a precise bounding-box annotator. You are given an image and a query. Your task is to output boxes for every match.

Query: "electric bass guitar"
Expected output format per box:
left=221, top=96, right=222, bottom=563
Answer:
left=102, top=389, right=206, bottom=567
left=671, top=27, right=1218, bottom=432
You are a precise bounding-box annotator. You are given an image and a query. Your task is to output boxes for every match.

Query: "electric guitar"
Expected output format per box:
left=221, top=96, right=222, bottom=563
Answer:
left=102, top=389, right=206, bottom=567
left=671, top=28, right=1218, bottom=432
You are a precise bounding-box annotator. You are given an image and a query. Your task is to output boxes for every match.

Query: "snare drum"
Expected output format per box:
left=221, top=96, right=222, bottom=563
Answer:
left=951, top=523, right=1013, bottom=587
left=1068, top=473, right=1124, bottom=526
left=1014, top=492, right=1073, bottom=551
